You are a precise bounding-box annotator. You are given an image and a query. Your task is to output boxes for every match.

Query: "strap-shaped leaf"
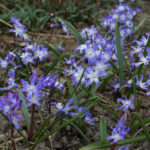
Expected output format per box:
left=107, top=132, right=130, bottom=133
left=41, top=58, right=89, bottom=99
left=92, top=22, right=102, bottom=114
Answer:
left=58, top=17, right=85, bottom=43
left=19, top=92, right=30, bottom=130
left=80, top=135, right=147, bottom=150
left=115, top=20, right=125, bottom=96
left=134, top=16, right=148, bottom=33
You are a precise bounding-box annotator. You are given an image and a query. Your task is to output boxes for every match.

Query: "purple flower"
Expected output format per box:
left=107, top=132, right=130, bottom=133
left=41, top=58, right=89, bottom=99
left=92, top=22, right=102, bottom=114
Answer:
left=9, top=17, right=31, bottom=41
left=133, top=53, right=149, bottom=67
left=72, top=66, right=85, bottom=85
left=26, top=92, right=42, bottom=107
left=84, top=111, right=95, bottom=125
left=130, top=46, right=144, bottom=56
left=0, top=70, right=18, bottom=91
left=107, top=115, right=130, bottom=144
left=50, top=23, right=58, bottom=28
left=81, top=44, right=97, bottom=65
left=0, top=57, right=10, bottom=69
left=9, top=110, right=23, bottom=129
left=95, top=59, right=110, bottom=72
left=64, top=57, right=75, bottom=65
left=136, top=75, right=148, bottom=90
left=119, top=145, right=129, bottom=150
left=117, top=95, right=134, bottom=111
left=58, top=19, right=69, bottom=35
left=21, top=52, right=34, bottom=65
left=124, top=79, right=133, bottom=88
left=80, top=25, right=98, bottom=40
left=33, top=45, right=49, bottom=61
left=11, top=17, right=21, bottom=26
left=51, top=98, right=78, bottom=116
left=20, top=70, right=44, bottom=95
left=8, top=92, right=22, bottom=109
left=54, top=80, right=64, bottom=92
left=75, top=43, right=87, bottom=54
left=85, top=66, right=106, bottom=87
left=70, top=106, right=86, bottom=117
left=9, top=25, right=27, bottom=38
left=22, top=43, right=36, bottom=51
left=0, top=97, right=11, bottom=115
left=64, top=66, right=75, bottom=76
left=112, top=79, right=121, bottom=92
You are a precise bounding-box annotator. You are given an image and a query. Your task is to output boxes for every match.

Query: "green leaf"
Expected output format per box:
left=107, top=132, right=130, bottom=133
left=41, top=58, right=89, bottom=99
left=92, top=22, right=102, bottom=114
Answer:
left=115, top=20, right=125, bottom=96
left=80, top=135, right=147, bottom=150
left=130, top=117, right=150, bottom=133
left=77, top=90, right=87, bottom=101
left=70, top=122, right=91, bottom=143
left=67, top=80, right=78, bottom=106
left=19, top=92, right=31, bottom=130
left=134, top=16, right=148, bottom=33
left=100, top=116, right=107, bottom=141
left=91, top=82, right=99, bottom=95
left=32, top=116, right=51, bottom=141
left=99, top=74, right=115, bottom=92
left=68, top=67, right=86, bottom=100
left=82, top=85, right=120, bottom=119
left=58, top=17, right=85, bottom=43
left=0, top=110, right=9, bottom=121
left=134, top=113, right=150, bottom=143
left=42, top=42, right=62, bottom=58
left=97, top=101, right=120, bottom=119
left=44, top=53, right=70, bottom=75
left=100, top=116, right=107, bottom=150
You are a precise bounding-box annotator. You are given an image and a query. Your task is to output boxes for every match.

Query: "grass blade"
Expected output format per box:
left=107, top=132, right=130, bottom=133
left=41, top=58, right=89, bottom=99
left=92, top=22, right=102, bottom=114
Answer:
left=130, top=117, right=150, bottom=133
left=80, top=135, right=147, bottom=150
left=42, top=42, right=62, bottom=57
left=58, top=17, right=85, bottom=43
left=100, top=116, right=107, bottom=141
left=115, top=20, right=125, bottom=96
left=134, top=16, right=148, bottom=33
left=100, top=116, right=107, bottom=150
left=32, top=116, right=51, bottom=140
left=67, top=80, right=78, bottom=106
left=70, top=122, right=91, bottom=143
left=19, top=92, right=31, bottom=130
left=134, top=113, right=150, bottom=143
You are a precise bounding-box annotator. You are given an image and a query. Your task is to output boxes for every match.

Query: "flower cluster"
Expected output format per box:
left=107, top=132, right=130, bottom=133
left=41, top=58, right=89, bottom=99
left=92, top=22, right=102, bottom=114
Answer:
left=101, top=0, right=141, bottom=39
left=0, top=91, right=22, bottom=129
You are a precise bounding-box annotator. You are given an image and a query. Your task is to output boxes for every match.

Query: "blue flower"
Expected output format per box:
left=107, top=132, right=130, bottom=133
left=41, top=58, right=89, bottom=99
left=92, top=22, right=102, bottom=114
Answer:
left=133, top=53, right=150, bottom=67
left=9, top=110, right=23, bottom=129
left=117, top=95, right=134, bottom=111
left=84, top=111, right=95, bottom=125
left=9, top=25, right=27, bottom=39
left=107, top=115, right=130, bottom=144
left=33, top=45, right=49, bottom=61
left=112, top=79, right=121, bottom=92
left=20, top=70, right=44, bottom=95
left=119, top=145, right=129, bottom=150
left=85, top=66, right=106, bottom=87
left=51, top=98, right=78, bottom=116
left=136, top=75, right=148, bottom=90
left=0, top=70, right=18, bottom=91
left=0, top=57, right=10, bottom=69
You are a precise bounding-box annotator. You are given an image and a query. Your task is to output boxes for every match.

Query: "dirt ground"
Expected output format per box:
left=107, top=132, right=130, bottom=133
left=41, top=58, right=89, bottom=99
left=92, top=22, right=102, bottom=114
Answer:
left=0, top=1, right=150, bottom=150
